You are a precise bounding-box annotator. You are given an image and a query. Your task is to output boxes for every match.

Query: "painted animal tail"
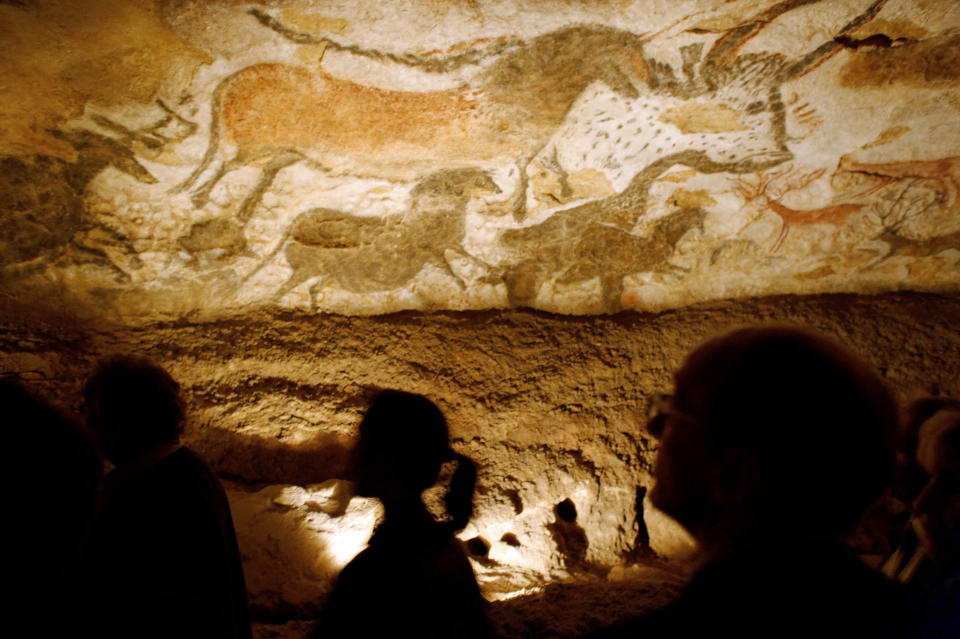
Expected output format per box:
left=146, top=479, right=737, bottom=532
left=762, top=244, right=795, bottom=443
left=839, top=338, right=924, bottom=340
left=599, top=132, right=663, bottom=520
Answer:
left=248, top=8, right=523, bottom=73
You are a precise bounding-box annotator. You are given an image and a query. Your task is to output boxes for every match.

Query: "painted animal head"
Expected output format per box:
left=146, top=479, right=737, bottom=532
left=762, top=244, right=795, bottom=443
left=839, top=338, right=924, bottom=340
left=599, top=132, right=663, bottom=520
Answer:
left=411, top=169, right=501, bottom=199
left=410, top=169, right=501, bottom=214
left=529, top=0, right=887, bottom=206
left=51, top=129, right=158, bottom=187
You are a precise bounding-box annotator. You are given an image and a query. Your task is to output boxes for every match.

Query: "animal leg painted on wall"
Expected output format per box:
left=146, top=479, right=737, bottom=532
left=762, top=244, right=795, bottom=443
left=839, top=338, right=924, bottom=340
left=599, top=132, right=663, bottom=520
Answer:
left=498, top=205, right=706, bottom=313
left=731, top=167, right=866, bottom=253
left=525, top=0, right=890, bottom=206
left=90, top=100, right=197, bottom=155
left=179, top=1, right=888, bottom=226
left=241, top=169, right=499, bottom=302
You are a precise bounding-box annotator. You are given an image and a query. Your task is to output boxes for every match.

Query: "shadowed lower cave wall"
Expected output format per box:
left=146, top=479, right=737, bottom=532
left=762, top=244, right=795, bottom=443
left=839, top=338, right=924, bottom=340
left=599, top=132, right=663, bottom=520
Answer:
left=2, top=291, right=958, bottom=631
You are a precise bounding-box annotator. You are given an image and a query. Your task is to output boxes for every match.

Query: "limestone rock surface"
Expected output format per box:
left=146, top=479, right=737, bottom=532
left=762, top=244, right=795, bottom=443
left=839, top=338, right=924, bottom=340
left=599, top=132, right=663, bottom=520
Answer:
left=1, top=0, right=958, bottom=317
left=2, top=1, right=960, bottom=632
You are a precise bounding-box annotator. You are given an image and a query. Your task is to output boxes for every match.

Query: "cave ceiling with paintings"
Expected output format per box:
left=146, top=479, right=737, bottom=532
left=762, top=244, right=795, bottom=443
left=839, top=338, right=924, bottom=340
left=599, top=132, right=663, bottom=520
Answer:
left=2, top=0, right=959, bottom=320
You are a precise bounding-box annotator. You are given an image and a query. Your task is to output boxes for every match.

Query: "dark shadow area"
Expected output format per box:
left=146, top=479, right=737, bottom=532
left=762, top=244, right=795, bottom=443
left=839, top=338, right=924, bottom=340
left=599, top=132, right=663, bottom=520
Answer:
left=589, top=326, right=911, bottom=638
left=882, top=403, right=960, bottom=635
left=468, top=536, right=491, bottom=557
left=79, top=355, right=252, bottom=639
left=548, top=498, right=600, bottom=575
left=5, top=378, right=102, bottom=635
left=1, top=291, right=959, bottom=636
left=500, top=532, right=522, bottom=547
left=624, top=485, right=655, bottom=564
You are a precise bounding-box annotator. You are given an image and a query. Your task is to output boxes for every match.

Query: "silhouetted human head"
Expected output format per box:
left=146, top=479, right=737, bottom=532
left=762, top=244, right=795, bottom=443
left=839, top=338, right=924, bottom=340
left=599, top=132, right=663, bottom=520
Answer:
left=354, top=390, right=475, bottom=530
left=83, top=355, right=184, bottom=465
left=649, top=326, right=897, bottom=546
left=913, top=409, right=960, bottom=574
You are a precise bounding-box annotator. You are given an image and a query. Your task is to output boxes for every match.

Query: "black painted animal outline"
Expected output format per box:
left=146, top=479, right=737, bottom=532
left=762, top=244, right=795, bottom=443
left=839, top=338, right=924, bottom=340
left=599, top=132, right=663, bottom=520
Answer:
left=496, top=193, right=709, bottom=312
left=173, top=0, right=889, bottom=228
left=242, top=168, right=501, bottom=304
left=864, top=210, right=960, bottom=271
left=853, top=169, right=960, bottom=270
left=0, top=129, right=156, bottom=283
left=89, top=99, right=198, bottom=155
left=525, top=0, right=890, bottom=209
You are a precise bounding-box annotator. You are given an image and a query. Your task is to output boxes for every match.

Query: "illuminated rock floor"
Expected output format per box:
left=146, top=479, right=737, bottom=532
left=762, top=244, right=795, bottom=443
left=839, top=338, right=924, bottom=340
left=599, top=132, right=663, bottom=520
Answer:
left=253, top=567, right=686, bottom=639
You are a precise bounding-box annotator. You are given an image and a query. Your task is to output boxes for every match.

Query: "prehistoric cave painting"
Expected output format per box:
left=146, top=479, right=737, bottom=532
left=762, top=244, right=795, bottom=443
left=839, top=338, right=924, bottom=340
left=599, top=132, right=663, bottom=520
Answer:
left=525, top=47, right=794, bottom=205
left=833, top=156, right=960, bottom=269
left=89, top=99, right=198, bottom=160
left=174, top=24, right=648, bottom=218
left=724, top=155, right=960, bottom=273
left=177, top=217, right=251, bottom=264
left=839, top=31, right=960, bottom=89
left=5, top=0, right=956, bottom=317
left=498, top=201, right=706, bottom=313
left=522, top=0, right=890, bottom=205
left=784, top=92, right=824, bottom=135
left=731, top=167, right=868, bottom=252
left=176, top=0, right=889, bottom=223
left=0, top=129, right=154, bottom=283
left=245, top=168, right=500, bottom=305
left=867, top=223, right=960, bottom=271
left=837, top=155, right=960, bottom=211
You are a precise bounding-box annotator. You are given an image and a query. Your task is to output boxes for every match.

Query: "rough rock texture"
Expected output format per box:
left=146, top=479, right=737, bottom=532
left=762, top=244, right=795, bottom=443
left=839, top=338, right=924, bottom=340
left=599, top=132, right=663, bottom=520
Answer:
left=2, top=1, right=959, bottom=634
left=1, top=0, right=959, bottom=317
left=2, top=292, right=958, bottom=634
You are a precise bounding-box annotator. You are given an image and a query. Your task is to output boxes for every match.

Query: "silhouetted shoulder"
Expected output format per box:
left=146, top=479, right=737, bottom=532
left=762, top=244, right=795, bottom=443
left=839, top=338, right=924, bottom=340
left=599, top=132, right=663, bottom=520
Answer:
left=85, top=447, right=251, bottom=639
left=147, top=447, right=233, bottom=514
left=317, top=390, right=491, bottom=638
left=4, top=379, right=102, bottom=636
left=617, top=542, right=909, bottom=639
left=318, top=518, right=491, bottom=639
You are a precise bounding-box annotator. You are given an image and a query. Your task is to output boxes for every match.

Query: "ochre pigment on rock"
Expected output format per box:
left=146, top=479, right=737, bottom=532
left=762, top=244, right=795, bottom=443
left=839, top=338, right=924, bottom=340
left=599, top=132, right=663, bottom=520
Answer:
left=2, top=1, right=960, bottom=636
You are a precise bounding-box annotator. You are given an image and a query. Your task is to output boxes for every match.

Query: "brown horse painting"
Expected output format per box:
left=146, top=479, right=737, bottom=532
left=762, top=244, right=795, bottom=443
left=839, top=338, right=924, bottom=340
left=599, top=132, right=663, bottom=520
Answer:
left=175, top=0, right=888, bottom=222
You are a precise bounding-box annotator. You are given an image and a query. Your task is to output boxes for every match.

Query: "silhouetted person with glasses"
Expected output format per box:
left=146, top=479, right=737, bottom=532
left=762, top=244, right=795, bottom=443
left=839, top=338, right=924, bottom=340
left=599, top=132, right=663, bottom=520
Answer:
left=4, top=379, right=101, bottom=637
left=80, top=356, right=251, bottom=639
left=314, top=390, right=493, bottom=638
left=593, top=326, right=908, bottom=638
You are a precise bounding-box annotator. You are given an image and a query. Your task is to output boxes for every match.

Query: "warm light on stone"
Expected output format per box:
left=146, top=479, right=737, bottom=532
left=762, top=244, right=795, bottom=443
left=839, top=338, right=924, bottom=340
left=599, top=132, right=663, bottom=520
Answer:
left=0, top=0, right=957, bottom=318
left=2, top=1, right=959, bottom=636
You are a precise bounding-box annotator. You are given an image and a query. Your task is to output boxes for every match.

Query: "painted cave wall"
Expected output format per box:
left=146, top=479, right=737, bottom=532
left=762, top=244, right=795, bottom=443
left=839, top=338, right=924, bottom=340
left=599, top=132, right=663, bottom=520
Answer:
left=2, top=0, right=960, bottom=636
left=2, top=0, right=959, bottom=317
